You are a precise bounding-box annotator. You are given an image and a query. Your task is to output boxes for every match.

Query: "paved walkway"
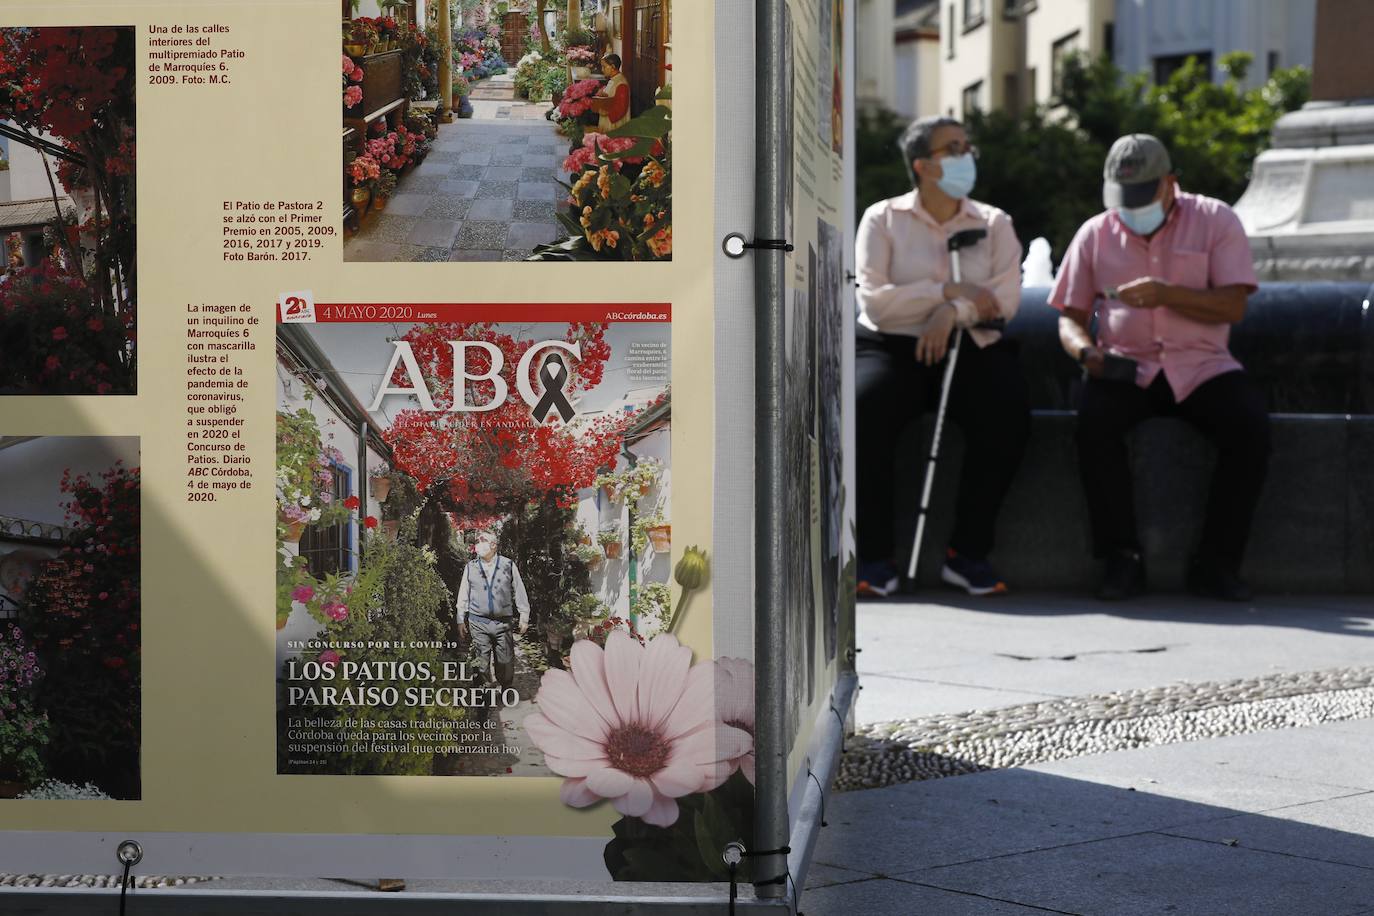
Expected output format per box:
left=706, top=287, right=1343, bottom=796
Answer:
left=802, top=592, right=1374, bottom=914
left=344, top=74, right=567, bottom=263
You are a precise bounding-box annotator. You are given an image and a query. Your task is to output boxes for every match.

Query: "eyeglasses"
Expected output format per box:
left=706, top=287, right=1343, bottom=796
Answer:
left=929, top=142, right=979, bottom=160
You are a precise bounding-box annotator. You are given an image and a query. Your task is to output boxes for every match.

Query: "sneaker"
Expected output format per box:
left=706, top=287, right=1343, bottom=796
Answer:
left=940, top=549, right=1009, bottom=596
left=1097, top=549, right=1145, bottom=601
left=857, top=560, right=899, bottom=598
left=1186, top=560, right=1253, bottom=602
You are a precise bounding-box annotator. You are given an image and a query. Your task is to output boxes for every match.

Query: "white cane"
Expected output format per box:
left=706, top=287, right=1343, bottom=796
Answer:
left=906, top=228, right=988, bottom=583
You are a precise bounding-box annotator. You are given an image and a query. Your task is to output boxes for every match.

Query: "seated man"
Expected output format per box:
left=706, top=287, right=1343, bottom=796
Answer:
left=855, top=116, right=1028, bottom=597
left=1050, top=134, right=1269, bottom=601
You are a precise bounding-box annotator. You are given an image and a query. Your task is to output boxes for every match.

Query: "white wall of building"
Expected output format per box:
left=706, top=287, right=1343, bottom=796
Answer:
left=938, top=0, right=1020, bottom=117
left=1113, top=0, right=1314, bottom=91
left=1024, top=0, right=1113, bottom=107
left=0, top=126, right=63, bottom=203
left=276, top=362, right=390, bottom=652
left=0, top=437, right=139, bottom=527
left=893, top=33, right=941, bottom=118
left=856, top=0, right=896, bottom=109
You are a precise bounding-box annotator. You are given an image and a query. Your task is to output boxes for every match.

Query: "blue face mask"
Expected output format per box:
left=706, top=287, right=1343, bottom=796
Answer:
left=934, top=153, right=977, bottom=199
left=1118, top=201, right=1165, bottom=235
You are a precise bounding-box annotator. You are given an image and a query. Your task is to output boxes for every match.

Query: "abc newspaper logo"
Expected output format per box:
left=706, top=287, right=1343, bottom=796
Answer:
left=279, top=291, right=315, bottom=324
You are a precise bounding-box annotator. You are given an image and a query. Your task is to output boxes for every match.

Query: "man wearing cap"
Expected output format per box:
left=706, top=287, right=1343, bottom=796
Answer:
left=456, top=529, right=530, bottom=690
left=1050, top=134, right=1268, bottom=601
left=854, top=115, right=1028, bottom=598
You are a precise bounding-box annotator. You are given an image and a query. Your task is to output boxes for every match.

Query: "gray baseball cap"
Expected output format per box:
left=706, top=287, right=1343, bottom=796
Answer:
left=1103, top=134, right=1172, bottom=209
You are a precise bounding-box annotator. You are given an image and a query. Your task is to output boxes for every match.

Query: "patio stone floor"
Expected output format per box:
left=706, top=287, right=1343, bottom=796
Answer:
left=344, top=74, right=568, bottom=263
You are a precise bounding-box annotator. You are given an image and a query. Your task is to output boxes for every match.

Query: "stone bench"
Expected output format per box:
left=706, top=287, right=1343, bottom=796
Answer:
left=894, top=282, right=1374, bottom=593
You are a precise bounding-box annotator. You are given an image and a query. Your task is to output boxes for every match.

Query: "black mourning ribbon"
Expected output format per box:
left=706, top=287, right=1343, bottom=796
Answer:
left=531, top=354, right=575, bottom=423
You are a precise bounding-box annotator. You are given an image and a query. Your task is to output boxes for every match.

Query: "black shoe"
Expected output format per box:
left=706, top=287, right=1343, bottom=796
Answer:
left=1186, top=560, right=1253, bottom=602
left=1097, top=549, right=1145, bottom=601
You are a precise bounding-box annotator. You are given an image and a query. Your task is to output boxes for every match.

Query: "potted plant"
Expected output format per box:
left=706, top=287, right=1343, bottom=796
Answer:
left=347, top=154, right=380, bottom=212
left=598, top=523, right=623, bottom=559
left=595, top=469, right=624, bottom=504
left=373, top=168, right=398, bottom=211
left=344, top=18, right=378, bottom=56
left=626, top=457, right=662, bottom=497
left=631, top=509, right=670, bottom=555
left=369, top=467, right=392, bottom=502
left=574, top=541, right=604, bottom=570
left=632, top=581, right=672, bottom=633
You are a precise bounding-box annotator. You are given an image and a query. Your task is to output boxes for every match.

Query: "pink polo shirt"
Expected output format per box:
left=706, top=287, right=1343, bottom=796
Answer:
left=856, top=192, right=1023, bottom=348
left=1049, top=191, right=1258, bottom=401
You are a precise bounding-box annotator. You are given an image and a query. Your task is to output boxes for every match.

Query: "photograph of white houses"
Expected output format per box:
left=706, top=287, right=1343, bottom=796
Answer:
left=341, top=0, right=672, bottom=262
left=0, top=26, right=137, bottom=395
left=275, top=317, right=671, bottom=777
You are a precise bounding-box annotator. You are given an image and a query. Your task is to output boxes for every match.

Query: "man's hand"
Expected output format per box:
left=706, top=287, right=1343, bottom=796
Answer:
left=943, top=282, right=1000, bottom=321
left=1116, top=277, right=1172, bottom=309
left=916, top=304, right=957, bottom=366
left=1078, top=346, right=1107, bottom=379
left=459, top=621, right=469, bottom=641
left=518, top=622, right=529, bottom=636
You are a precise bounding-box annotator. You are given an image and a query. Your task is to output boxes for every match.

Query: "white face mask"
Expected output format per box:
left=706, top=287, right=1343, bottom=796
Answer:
left=476, top=539, right=496, bottom=560
left=1117, top=200, right=1165, bottom=235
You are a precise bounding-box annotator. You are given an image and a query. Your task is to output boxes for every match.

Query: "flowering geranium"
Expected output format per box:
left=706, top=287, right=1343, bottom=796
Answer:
left=347, top=153, right=381, bottom=186
left=21, top=463, right=140, bottom=795
left=0, top=263, right=133, bottom=394
left=526, top=632, right=752, bottom=827
left=565, top=46, right=596, bottom=65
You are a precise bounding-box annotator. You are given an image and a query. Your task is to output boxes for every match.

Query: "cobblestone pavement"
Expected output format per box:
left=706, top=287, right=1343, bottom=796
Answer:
left=344, top=74, right=568, bottom=263
left=838, top=665, right=1374, bottom=791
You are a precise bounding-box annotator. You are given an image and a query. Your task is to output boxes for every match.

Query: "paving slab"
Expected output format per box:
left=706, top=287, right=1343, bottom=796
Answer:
left=1163, top=791, right=1374, bottom=870
left=911, top=832, right=1374, bottom=916
left=857, top=594, right=1374, bottom=723
left=857, top=672, right=1062, bottom=723
left=801, top=877, right=1063, bottom=915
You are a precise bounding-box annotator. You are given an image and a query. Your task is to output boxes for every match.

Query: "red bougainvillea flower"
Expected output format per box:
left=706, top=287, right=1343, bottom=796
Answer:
left=323, top=602, right=348, bottom=622
left=290, top=585, right=315, bottom=603
left=525, top=632, right=751, bottom=827
left=342, top=495, right=360, bottom=510
left=363, top=516, right=378, bottom=529
left=318, top=649, right=341, bottom=668
left=51, top=326, right=68, bottom=340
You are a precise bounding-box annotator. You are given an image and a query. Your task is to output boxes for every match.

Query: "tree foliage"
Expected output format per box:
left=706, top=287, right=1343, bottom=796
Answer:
left=856, top=52, right=1310, bottom=260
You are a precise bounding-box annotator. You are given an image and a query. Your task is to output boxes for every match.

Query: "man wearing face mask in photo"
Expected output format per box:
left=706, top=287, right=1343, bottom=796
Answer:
left=1050, top=133, right=1268, bottom=602
left=456, top=529, right=530, bottom=691
left=854, top=116, right=1028, bottom=598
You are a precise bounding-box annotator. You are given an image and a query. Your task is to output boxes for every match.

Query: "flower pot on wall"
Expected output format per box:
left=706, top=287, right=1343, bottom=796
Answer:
left=382, top=519, right=400, bottom=541
left=585, top=551, right=604, bottom=570
left=350, top=186, right=372, bottom=212
left=603, top=541, right=623, bottom=559
left=284, top=520, right=307, bottom=543
left=647, top=524, right=671, bottom=553
left=370, top=475, right=392, bottom=502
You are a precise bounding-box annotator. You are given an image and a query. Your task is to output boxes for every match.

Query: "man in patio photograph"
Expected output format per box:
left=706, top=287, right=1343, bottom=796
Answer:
left=457, top=528, right=531, bottom=692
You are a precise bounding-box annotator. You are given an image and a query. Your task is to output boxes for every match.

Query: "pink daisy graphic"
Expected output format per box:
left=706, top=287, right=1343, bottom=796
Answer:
left=525, top=631, right=752, bottom=827
left=713, top=657, right=756, bottom=785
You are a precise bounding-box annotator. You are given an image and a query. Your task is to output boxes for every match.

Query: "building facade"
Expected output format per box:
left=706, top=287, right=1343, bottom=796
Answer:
left=938, top=0, right=1315, bottom=119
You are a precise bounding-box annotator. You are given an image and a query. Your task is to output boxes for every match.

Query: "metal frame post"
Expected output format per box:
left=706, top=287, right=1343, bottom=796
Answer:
left=753, top=0, right=789, bottom=901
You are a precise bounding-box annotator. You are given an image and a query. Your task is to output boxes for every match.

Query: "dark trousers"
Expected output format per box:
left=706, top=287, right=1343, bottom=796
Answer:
left=856, top=329, right=1029, bottom=564
left=1076, top=370, right=1270, bottom=570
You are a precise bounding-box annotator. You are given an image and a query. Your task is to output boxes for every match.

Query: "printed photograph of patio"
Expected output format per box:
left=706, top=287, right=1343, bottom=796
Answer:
left=342, top=0, right=673, bottom=263
left=0, top=27, right=137, bottom=395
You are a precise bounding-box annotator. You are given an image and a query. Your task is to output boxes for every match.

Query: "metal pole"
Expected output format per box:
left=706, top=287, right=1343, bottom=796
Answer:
left=753, top=0, right=789, bottom=901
